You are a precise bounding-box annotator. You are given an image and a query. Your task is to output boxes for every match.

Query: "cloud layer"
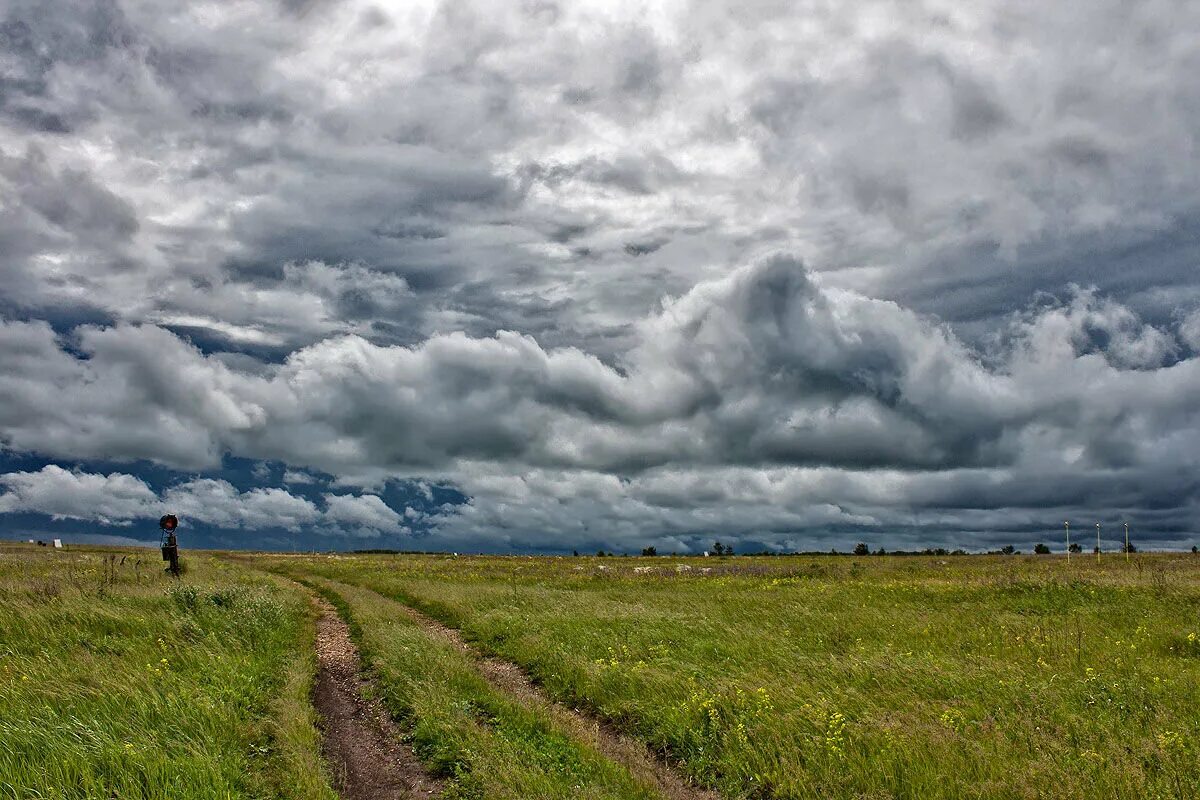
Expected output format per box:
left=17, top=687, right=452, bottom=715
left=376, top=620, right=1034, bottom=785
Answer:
left=2, top=256, right=1198, bottom=550
left=2, top=0, right=1199, bottom=550
left=0, top=465, right=407, bottom=536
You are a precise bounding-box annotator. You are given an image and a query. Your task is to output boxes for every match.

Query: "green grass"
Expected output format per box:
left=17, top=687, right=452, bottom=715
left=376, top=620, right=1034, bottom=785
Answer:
left=263, top=552, right=1200, bottom=800
left=298, top=575, right=662, bottom=800
left=6, top=544, right=1198, bottom=799
left=0, top=545, right=336, bottom=800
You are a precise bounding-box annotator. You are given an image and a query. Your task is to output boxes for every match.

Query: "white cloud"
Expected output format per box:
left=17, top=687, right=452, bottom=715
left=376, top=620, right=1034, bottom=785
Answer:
left=3, top=0, right=1199, bottom=351
left=0, top=466, right=406, bottom=536
left=1178, top=309, right=1200, bottom=352
left=6, top=255, right=1198, bottom=480
left=323, top=493, right=406, bottom=535
left=162, top=479, right=320, bottom=532
left=2, top=253, right=1199, bottom=549
left=0, top=465, right=157, bottom=525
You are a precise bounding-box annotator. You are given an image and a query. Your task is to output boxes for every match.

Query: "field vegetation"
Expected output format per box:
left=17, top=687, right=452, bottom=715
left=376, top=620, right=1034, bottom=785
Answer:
left=300, top=575, right=667, bottom=799
left=4, top=542, right=1198, bottom=799
left=0, top=544, right=335, bottom=800
left=264, top=552, right=1200, bottom=800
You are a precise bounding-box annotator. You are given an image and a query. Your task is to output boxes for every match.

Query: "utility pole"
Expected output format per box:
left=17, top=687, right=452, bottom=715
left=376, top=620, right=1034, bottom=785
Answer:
left=1065, top=521, right=1070, bottom=564
left=1124, top=522, right=1130, bottom=562
left=1096, top=523, right=1101, bottom=564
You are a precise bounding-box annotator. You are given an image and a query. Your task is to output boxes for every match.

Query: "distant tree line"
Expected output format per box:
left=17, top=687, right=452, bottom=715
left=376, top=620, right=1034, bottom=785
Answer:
left=349, top=541, right=1199, bottom=557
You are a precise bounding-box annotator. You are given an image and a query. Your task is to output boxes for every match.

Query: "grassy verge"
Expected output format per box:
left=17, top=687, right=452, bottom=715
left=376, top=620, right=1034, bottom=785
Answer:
left=0, top=545, right=334, bottom=800
left=266, top=552, right=1200, bottom=799
left=246, top=585, right=339, bottom=800
left=296, top=574, right=663, bottom=800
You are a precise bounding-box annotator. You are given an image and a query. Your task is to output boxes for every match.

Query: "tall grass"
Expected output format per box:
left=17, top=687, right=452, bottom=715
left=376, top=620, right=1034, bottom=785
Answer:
left=0, top=545, right=335, bottom=800
left=299, top=575, right=663, bottom=800
left=268, top=553, right=1200, bottom=799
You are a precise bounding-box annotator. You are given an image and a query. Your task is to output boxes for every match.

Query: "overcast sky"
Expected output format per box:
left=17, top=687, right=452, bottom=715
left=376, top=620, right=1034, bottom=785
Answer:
left=2, top=0, right=1199, bottom=553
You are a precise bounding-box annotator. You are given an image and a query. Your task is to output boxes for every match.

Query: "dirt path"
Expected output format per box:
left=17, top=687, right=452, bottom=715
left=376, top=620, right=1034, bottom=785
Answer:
left=312, top=597, right=443, bottom=800
left=383, top=596, right=719, bottom=800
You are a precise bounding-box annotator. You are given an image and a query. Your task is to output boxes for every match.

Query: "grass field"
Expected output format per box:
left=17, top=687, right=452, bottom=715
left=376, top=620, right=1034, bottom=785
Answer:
left=3, top=544, right=1199, bottom=799
left=262, top=552, right=1200, bottom=800
left=302, top=574, right=666, bottom=799
left=0, top=544, right=335, bottom=800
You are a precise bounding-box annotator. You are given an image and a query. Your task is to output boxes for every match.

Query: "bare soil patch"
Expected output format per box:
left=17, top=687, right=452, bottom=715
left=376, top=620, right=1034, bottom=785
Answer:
left=313, top=597, right=443, bottom=800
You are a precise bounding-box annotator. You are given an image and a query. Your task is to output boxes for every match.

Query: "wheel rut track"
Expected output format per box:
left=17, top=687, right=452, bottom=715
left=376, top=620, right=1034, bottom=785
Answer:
left=332, top=582, right=720, bottom=800
left=312, top=596, right=443, bottom=800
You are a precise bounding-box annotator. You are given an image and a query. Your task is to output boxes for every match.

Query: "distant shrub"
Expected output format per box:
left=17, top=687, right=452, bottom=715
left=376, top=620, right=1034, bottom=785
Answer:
left=641, top=546, right=658, bottom=557
left=1069, top=543, right=1082, bottom=553
left=1001, top=545, right=1015, bottom=555
left=853, top=543, right=869, bottom=556
left=1034, top=543, right=1050, bottom=554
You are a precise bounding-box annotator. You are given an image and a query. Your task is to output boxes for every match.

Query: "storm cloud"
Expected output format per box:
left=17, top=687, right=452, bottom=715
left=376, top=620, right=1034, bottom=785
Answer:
left=1, top=0, right=1199, bottom=551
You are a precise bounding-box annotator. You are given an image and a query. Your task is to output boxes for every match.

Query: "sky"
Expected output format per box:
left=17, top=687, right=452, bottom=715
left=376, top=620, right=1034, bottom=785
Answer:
left=2, top=0, right=1199, bottom=554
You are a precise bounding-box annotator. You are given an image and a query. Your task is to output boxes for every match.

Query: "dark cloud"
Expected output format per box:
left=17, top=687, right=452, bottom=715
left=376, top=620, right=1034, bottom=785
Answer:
left=624, top=238, right=667, bottom=256
left=889, top=218, right=1200, bottom=327
left=0, top=0, right=135, bottom=131
left=2, top=0, right=1200, bottom=551
left=520, top=154, right=682, bottom=196
left=946, top=71, right=1009, bottom=142
left=0, top=147, right=144, bottom=322
left=3, top=253, right=1200, bottom=551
